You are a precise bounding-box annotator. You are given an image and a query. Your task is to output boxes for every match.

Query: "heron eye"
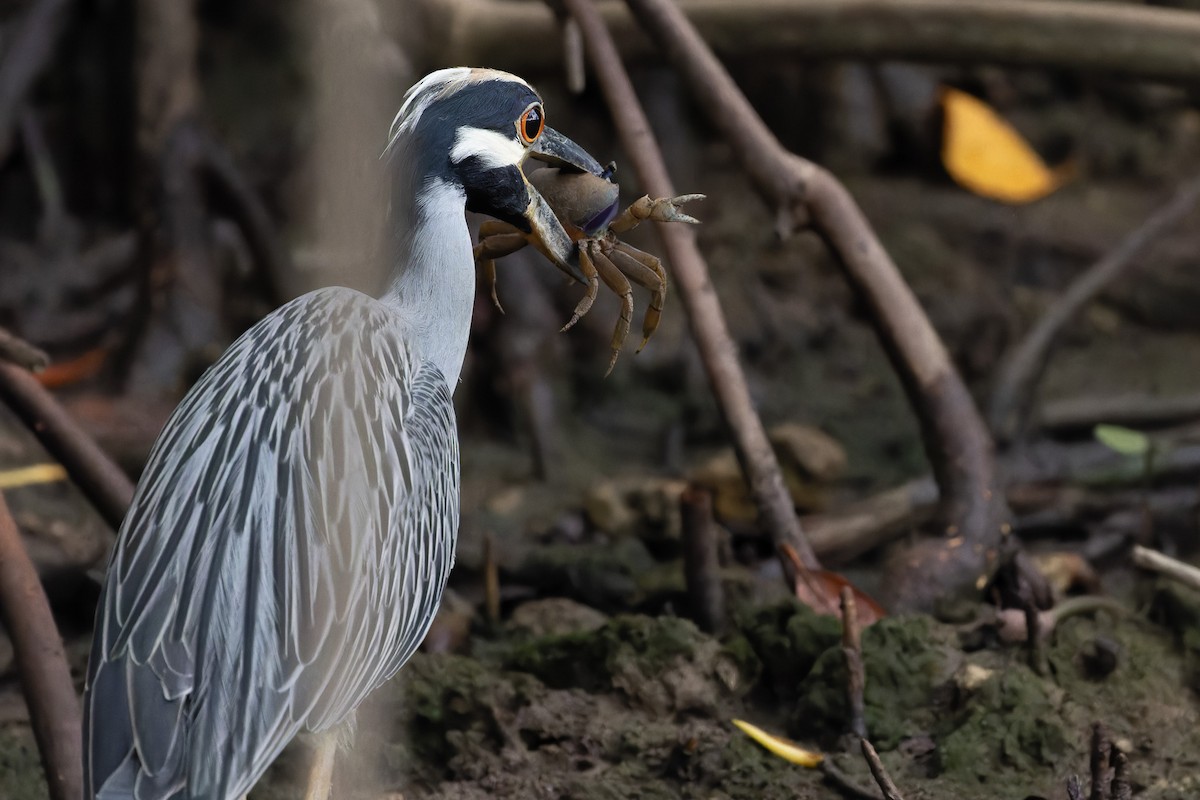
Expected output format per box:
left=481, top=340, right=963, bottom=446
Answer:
left=519, top=104, right=544, bottom=144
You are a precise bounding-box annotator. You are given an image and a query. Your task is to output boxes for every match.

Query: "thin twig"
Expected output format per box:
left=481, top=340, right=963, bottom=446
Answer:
left=0, top=0, right=73, bottom=163
left=989, top=174, right=1200, bottom=442
left=557, top=0, right=827, bottom=604
left=1131, top=545, right=1200, bottom=593
left=860, top=739, right=905, bottom=800
left=840, top=586, right=867, bottom=739
left=681, top=485, right=725, bottom=634
left=0, top=328, right=50, bottom=372
left=624, top=0, right=1006, bottom=610
left=0, top=490, right=81, bottom=800
left=0, top=364, right=134, bottom=530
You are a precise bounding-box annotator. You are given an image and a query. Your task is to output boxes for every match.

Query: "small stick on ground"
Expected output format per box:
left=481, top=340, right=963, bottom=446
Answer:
left=840, top=586, right=867, bottom=739
left=557, top=0, right=829, bottom=605
left=860, top=738, right=905, bottom=800
left=1067, top=722, right=1132, bottom=800
left=820, top=759, right=885, bottom=800
left=1021, top=594, right=1048, bottom=675
left=1131, top=544, right=1200, bottom=593
left=681, top=485, right=725, bottom=634
left=483, top=531, right=501, bottom=624
left=0, top=328, right=49, bottom=372
left=0, top=363, right=135, bottom=530
left=1089, top=723, right=1112, bottom=800
left=0, top=490, right=81, bottom=800
left=989, top=173, right=1200, bottom=442
left=1111, top=749, right=1131, bottom=800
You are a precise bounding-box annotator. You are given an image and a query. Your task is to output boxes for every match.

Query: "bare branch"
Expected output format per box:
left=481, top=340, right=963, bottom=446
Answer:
left=989, top=175, right=1200, bottom=442
left=408, top=0, right=1200, bottom=85
left=860, top=738, right=905, bottom=800
left=0, top=328, right=50, bottom=372
left=0, top=0, right=72, bottom=163
left=1131, top=545, right=1200, bottom=594
left=1039, top=392, right=1200, bottom=435
left=0, top=490, right=81, bottom=800
left=0, top=364, right=134, bottom=530
left=556, top=0, right=823, bottom=588
left=624, top=0, right=1007, bottom=610
left=804, top=479, right=939, bottom=565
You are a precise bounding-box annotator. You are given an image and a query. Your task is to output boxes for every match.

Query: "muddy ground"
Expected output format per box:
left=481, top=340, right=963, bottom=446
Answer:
left=2, top=5, right=1200, bottom=798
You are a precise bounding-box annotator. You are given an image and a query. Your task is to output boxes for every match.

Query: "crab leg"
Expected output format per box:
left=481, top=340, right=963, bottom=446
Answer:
left=609, top=193, right=705, bottom=233
left=479, top=219, right=522, bottom=237
left=474, top=228, right=531, bottom=313
left=609, top=243, right=668, bottom=350
left=560, top=244, right=600, bottom=333
left=590, top=248, right=635, bottom=375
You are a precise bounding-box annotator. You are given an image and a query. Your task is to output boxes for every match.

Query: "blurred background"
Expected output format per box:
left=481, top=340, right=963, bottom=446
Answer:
left=2, top=0, right=1200, bottom=797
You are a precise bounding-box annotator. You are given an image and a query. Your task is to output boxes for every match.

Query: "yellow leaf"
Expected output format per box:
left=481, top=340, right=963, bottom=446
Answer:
left=941, top=86, right=1071, bottom=204
left=731, top=719, right=824, bottom=767
left=0, top=463, right=67, bottom=490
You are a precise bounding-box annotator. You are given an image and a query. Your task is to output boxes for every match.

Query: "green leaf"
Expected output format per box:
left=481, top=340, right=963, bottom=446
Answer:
left=1094, top=424, right=1151, bottom=457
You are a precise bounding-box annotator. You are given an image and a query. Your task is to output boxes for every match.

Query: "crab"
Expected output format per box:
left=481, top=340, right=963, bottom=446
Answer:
left=473, top=163, right=704, bottom=374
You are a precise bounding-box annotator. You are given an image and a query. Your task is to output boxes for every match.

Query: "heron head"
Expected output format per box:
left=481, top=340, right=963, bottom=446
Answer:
left=387, top=68, right=604, bottom=282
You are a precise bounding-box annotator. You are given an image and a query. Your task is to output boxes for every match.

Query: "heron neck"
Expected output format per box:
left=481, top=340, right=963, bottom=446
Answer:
left=381, top=177, right=474, bottom=390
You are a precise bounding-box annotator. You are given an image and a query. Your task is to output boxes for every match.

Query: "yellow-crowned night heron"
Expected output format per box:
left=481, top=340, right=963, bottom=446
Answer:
left=82, top=68, right=603, bottom=800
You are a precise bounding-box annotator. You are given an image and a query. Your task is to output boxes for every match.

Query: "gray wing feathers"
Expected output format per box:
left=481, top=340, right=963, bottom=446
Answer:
left=83, top=287, right=460, bottom=800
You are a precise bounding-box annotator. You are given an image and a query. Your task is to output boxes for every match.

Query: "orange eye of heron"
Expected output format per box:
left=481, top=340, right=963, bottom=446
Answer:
left=519, top=104, right=544, bottom=144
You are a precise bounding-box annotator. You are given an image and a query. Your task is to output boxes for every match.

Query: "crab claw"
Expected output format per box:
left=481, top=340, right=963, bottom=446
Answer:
left=648, top=194, right=705, bottom=224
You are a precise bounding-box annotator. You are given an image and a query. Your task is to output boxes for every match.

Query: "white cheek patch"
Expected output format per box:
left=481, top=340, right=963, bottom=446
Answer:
left=450, top=126, right=526, bottom=170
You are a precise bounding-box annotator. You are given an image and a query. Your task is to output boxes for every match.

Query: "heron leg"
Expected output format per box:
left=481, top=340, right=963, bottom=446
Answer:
left=302, top=730, right=338, bottom=800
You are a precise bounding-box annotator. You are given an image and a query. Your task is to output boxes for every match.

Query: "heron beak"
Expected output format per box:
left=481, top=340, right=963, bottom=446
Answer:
left=520, top=184, right=588, bottom=283
left=528, top=127, right=605, bottom=175
left=519, top=126, right=605, bottom=284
